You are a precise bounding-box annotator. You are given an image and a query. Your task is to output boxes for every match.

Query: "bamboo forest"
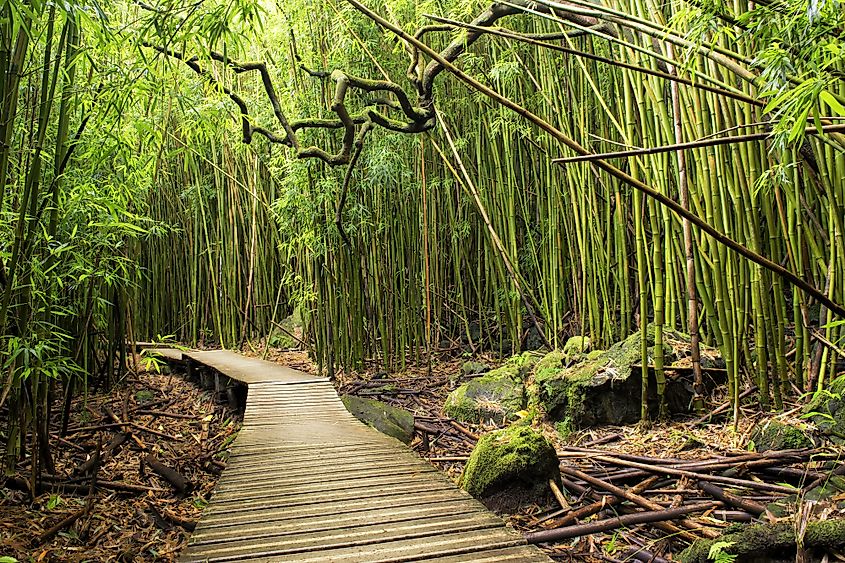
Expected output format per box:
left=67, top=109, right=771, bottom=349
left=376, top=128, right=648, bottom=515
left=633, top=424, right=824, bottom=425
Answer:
left=1, top=0, right=845, bottom=560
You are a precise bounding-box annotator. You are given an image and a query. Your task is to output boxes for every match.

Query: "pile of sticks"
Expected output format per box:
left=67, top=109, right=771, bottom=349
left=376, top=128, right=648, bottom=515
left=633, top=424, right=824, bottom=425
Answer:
left=526, top=445, right=837, bottom=560
left=2, top=369, right=239, bottom=550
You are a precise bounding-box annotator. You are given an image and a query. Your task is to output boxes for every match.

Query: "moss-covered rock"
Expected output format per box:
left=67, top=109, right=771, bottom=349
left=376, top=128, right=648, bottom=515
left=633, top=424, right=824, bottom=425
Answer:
left=804, top=374, right=845, bottom=444
left=537, top=326, right=718, bottom=427
left=748, top=420, right=814, bottom=452
left=460, top=424, right=560, bottom=499
left=444, top=353, right=538, bottom=423
left=563, top=336, right=591, bottom=357
left=341, top=395, right=414, bottom=444
left=461, top=361, right=491, bottom=377
left=444, top=370, right=525, bottom=424
left=505, top=351, right=543, bottom=376
left=532, top=350, right=568, bottom=408
left=267, top=308, right=303, bottom=349
left=535, top=350, right=567, bottom=375
left=535, top=354, right=606, bottom=424
left=586, top=349, right=605, bottom=361
left=678, top=520, right=845, bottom=563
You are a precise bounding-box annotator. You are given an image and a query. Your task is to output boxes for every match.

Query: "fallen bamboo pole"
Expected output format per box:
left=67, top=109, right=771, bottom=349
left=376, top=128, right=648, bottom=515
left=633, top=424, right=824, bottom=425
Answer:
left=525, top=502, right=717, bottom=543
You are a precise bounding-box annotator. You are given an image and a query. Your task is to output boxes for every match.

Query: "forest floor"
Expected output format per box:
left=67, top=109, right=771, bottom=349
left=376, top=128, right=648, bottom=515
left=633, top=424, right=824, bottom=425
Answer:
left=0, top=363, right=241, bottom=562
left=1, top=349, right=842, bottom=562
left=326, top=352, right=845, bottom=563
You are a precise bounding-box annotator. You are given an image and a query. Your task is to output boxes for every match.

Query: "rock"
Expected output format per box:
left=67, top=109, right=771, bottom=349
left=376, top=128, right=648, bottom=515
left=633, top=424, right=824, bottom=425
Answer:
left=460, top=424, right=560, bottom=510
left=537, top=326, right=718, bottom=428
left=804, top=374, right=845, bottom=444
left=444, top=353, right=538, bottom=424
left=267, top=308, right=303, bottom=349
left=586, top=349, right=605, bottom=361
left=554, top=419, right=573, bottom=441
left=444, top=370, right=525, bottom=424
left=563, top=336, right=591, bottom=357
left=461, top=361, right=491, bottom=377
left=507, top=351, right=543, bottom=376
left=535, top=350, right=566, bottom=376
left=678, top=519, right=845, bottom=563
left=341, top=395, right=414, bottom=444
left=748, top=420, right=814, bottom=452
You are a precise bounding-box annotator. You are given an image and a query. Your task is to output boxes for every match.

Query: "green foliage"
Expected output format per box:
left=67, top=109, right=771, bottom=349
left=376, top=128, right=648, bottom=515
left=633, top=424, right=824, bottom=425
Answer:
left=1, top=0, right=843, bottom=476
left=682, top=0, right=845, bottom=147
left=46, top=494, right=64, bottom=510
left=191, top=495, right=208, bottom=509
left=708, top=541, right=737, bottom=563
left=554, top=418, right=573, bottom=441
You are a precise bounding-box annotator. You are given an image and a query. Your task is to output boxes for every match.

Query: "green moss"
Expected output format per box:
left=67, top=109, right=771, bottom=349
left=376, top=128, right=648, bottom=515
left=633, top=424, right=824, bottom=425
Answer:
left=535, top=350, right=566, bottom=374
left=807, top=519, right=845, bottom=546
left=586, top=349, right=605, bottom=361
left=555, top=418, right=574, bottom=441
left=341, top=395, right=414, bottom=443
left=602, top=325, right=676, bottom=381
left=535, top=355, right=605, bottom=419
left=443, top=371, right=525, bottom=424
left=749, top=420, right=813, bottom=452
left=563, top=336, right=591, bottom=357
left=135, top=389, right=155, bottom=404
left=461, top=361, right=491, bottom=376
left=498, top=351, right=542, bottom=376
left=460, top=424, right=559, bottom=498
left=486, top=363, right=521, bottom=381
left=533, top=350, right=568, bottom=408
left=679, top=520, right=845, bottom=563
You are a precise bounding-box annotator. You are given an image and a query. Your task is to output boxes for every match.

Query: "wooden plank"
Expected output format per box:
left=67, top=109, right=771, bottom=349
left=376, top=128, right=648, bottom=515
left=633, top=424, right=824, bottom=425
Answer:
left=183, top=513, right=504, bottom=560
left=184, top=350, right=327, bottom=384
left=141, top=347, right=185, bottom=362
left=195, top=491, right=468, bottom=529
left=174, top=349, right=550, bottom=563
left=190, top=502, right=487, bottom=544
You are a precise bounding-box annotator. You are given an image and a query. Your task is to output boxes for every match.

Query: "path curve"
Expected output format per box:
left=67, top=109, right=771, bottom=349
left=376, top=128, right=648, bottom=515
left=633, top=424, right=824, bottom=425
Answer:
left=167, top=349, right=552, bottom=562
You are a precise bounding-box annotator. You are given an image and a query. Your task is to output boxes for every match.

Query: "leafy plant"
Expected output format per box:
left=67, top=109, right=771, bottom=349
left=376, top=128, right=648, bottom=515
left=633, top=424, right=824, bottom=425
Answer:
left=708, top=541, right=738, bottom=563
left=46, top=494, right=64, bottom=510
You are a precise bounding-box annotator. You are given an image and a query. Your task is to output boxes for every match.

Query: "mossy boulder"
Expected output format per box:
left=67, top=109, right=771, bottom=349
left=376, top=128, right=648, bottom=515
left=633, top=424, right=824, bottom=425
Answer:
left=341, top=395, right=414, bottom=444
left=678, top=519, right=845, bottom=563
left=267, top=308, right=303, bottom=349
left=444, top=353, right=537, bottom=424
left=461, top=361, right=491, bottom=377
left=444, top=370, right=525, bottom=424
left=749, top=420, right=814, bottom=452
left=586, top=349, right=605, bottom=361
left=804, top=374, right=845, bottom=444
left=460, top=424, right=560, bottom=501
left=535, top=354, right=609, bottom=426
left=537, top=326, right=717, bottom=427
left=505, top=351, right=543, bottom=376
left=563, top=336, right=591, bottom=357
left=535, top=350, right=566, bottom=374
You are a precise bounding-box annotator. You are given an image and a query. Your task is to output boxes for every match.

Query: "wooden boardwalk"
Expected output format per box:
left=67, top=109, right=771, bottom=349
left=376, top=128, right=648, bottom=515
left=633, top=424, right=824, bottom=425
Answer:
left=166, top=349, right=552, bottom=562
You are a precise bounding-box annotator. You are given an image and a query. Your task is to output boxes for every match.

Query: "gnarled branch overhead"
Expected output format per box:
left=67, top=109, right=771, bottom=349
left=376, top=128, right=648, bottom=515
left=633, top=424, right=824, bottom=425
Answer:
left=145, top=0, right=845, bottom=320
left=144, top=0, right=607, bottom=165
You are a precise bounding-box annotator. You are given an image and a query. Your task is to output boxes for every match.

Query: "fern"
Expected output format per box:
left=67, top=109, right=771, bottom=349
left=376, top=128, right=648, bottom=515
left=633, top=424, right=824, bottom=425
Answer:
left=708, top=541, right=738, bottom=563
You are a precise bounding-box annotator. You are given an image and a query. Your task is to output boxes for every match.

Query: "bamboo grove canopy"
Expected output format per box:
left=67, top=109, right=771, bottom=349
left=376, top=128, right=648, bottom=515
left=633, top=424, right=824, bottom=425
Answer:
left=0, top=0, right=844, bottom=474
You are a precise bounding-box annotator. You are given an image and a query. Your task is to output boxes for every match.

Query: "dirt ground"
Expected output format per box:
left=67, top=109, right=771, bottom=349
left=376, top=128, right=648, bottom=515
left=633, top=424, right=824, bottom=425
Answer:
left=1, top=361, right=240, bottom=562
